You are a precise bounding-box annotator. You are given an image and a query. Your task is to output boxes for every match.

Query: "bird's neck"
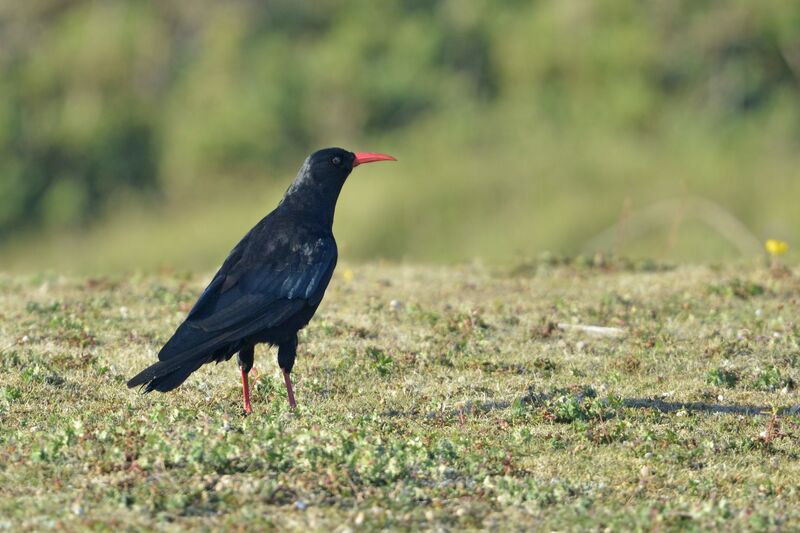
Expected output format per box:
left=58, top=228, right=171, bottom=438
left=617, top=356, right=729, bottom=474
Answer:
left=278, top=174, right=343, bottom=228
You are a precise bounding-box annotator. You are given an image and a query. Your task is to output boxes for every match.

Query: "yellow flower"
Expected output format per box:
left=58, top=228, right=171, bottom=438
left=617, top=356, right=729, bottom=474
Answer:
left=765, top=239, right=789, bottom=256
left=342, top=268, right=354, bottom=282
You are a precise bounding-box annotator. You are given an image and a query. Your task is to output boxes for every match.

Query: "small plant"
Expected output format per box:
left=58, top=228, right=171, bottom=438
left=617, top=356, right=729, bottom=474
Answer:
left=707, top=279, right=765, bottom=299
left=533, top=357, right=557, bottom=373
left=705, top=368, right=739, bottom=388
left=1, top=385, right=22, bottom=405
left=542, top=389, right=620, bottom=423
left=751, top=366, right=795, bottom=392
left=548, top=395, right=584, bottom=422
left=366, top=346, right=394, bottom=377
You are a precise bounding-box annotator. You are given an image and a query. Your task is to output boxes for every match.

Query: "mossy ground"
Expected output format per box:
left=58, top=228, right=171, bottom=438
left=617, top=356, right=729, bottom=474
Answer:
left=2, top=261, right=800, bottom=531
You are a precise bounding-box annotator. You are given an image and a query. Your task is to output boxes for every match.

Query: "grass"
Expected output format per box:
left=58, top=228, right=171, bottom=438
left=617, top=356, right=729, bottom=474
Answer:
left=1, top=260, right=800, bottom=530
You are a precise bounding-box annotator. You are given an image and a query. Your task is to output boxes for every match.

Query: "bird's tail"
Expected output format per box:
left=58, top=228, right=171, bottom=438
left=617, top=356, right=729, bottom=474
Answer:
left=127, top=354, right=209, bottom=393
left=128, top=320, right=227, bottom=393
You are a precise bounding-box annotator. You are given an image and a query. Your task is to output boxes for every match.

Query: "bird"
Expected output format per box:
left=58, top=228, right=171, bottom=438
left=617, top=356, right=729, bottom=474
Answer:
left=127, top=148, right=396, bottom=412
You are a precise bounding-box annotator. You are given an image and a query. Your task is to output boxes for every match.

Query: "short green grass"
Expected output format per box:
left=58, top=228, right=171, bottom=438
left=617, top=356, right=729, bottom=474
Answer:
left=2, top=261, right=800, bottom=531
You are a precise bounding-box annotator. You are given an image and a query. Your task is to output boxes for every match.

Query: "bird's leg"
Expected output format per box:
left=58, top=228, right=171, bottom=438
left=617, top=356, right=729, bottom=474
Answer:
left=241, top=368, right=252, bottom=414
left=278, top=336, right=298, bottom=409
left=283, top=371, right=297, bottom=409
left=238, top=345, right=255, bottom=414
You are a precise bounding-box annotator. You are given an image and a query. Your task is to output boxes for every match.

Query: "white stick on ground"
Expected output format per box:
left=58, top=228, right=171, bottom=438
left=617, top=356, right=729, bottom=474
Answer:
left=557, top=323, right=627, bottom=337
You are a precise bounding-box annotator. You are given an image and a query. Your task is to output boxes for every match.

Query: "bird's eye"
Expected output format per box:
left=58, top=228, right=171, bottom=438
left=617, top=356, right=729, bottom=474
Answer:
left=331, top=156, right=342, bottom=166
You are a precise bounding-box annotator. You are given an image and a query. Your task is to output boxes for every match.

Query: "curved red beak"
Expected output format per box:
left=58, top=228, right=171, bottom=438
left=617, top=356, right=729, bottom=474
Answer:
left=352, top=152, right=396, bottom=168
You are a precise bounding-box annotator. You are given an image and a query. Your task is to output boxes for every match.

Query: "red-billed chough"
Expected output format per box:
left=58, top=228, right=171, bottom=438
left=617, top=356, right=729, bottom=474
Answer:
left=127, top=148, right=396, bottom=412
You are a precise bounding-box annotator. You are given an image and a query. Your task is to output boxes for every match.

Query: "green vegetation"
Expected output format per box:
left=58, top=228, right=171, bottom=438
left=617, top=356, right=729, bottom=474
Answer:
left=2, top=262, right=800, bottom=530
left=2, top=1, right=800, bottom=271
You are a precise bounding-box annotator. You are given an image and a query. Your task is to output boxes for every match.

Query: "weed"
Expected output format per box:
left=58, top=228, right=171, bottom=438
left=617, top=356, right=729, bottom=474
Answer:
left=705, top=368, right=739, bottom=388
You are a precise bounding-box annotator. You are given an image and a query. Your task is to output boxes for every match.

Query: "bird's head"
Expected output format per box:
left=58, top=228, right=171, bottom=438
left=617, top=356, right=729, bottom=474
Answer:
left=305, top=147, right=396, bottom=182
left=282, top=148, right=396, bottom=218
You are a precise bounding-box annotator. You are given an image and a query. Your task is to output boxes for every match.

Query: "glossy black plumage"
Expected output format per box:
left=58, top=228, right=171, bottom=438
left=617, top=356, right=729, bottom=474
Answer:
left=126, top=148, right=392, bottom=405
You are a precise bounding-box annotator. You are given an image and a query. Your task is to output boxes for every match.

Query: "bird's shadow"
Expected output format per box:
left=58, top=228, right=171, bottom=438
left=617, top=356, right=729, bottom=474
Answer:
left=620, top=397, right=798, bottom=417
left=383, top=390, right=800, bottom=420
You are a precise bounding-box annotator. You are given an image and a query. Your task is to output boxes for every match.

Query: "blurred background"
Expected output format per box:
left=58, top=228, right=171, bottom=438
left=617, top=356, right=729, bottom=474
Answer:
left=1, top=0, right=799, bottom=273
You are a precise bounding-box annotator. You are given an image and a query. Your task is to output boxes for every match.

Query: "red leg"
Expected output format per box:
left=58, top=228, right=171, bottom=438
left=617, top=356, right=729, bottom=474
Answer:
left=241, top=367, right=252, bottom=414
left=283, top=370, right=297, bottom=409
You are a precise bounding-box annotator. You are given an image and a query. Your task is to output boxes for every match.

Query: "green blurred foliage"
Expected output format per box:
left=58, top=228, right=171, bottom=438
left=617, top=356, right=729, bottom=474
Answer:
left=1, top=0, right=799, bottom=270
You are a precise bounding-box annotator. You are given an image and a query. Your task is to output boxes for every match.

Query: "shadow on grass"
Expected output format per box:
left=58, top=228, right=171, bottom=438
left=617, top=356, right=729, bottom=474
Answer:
left=621, top=398, right=799, bottom=417
left=386, top=393, right=800, bottom=420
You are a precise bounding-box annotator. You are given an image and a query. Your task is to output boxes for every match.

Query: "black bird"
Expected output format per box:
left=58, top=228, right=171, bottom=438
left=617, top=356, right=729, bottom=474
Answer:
left=127, top=148, right=396, bottom=412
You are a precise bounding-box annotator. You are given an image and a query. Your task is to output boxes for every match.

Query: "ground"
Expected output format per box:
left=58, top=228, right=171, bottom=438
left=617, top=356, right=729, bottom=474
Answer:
left=1, top=260, right=799, bottom=531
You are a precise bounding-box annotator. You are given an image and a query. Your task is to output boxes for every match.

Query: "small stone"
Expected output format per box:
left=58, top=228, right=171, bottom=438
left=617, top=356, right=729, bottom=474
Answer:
left=71, top=503, right=84, bottom=516
left=640, top=465, right=652, bottom=479
left=354, top=512, right=365, bottom=525
left=389, top=299, right=403, bottom=311
left=644, top=452, right=653, bottom=460
left=294, top=500, right=307, bottom=511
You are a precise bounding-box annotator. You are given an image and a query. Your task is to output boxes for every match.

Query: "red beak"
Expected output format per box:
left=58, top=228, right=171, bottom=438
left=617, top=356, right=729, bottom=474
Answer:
left=352, top=152, right=396, bottom=168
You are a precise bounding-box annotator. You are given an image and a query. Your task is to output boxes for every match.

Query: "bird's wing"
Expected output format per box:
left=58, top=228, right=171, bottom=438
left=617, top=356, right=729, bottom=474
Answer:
left=157, top=231, right=337, bottom=362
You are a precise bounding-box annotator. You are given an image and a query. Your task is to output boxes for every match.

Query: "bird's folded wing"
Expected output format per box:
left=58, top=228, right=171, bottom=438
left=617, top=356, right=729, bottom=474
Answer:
left=157, top=237, right=336, bottom=361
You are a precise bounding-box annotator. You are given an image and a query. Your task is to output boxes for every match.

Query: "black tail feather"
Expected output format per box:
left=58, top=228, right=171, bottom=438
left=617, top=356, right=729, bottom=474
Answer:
left=127, top=355, right=210, bottom=393
left=128, top=322, right=235, bottom=392
left=127, top=302, right=293, bottom=393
